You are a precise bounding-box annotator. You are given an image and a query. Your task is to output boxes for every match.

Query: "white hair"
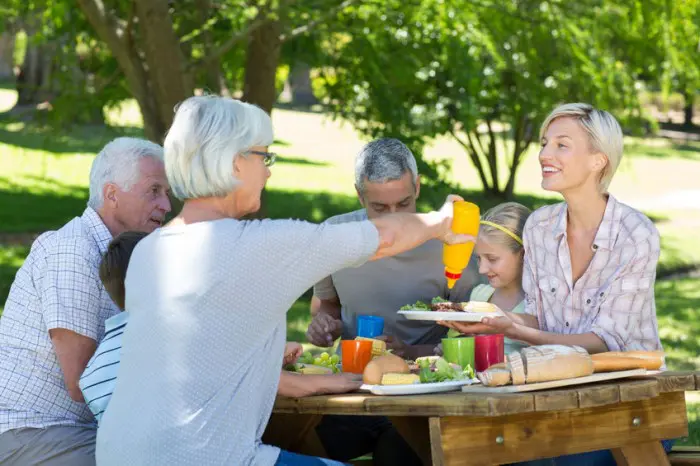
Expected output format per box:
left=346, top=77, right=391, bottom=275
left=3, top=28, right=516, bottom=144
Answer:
left=540, top=103, right=623, bottom=192
left=164, top=95, right=274, bottom=200
left=354, top=138, right=418, bottom=193
left=88, top=137, right=164, bottom=209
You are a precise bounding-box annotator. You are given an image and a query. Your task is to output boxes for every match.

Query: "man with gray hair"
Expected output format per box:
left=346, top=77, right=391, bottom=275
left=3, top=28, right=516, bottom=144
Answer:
left=306, top=138, right=480, bottom=465
left=0, top=137, right=171, bottom=465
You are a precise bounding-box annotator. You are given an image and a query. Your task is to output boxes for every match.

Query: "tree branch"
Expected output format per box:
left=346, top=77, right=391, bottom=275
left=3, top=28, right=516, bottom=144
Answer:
left=279, top=0, right=360, bottom=43
left=191, top=17, right=270, bottom=70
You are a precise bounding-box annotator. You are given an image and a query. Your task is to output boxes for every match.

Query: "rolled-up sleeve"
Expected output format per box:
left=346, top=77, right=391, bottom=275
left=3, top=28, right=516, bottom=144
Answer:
left=313, top=275, right=338, bottom=300
left=590, top=227, right=660, bottom=351
left=41, top=237, right=102, bottom=340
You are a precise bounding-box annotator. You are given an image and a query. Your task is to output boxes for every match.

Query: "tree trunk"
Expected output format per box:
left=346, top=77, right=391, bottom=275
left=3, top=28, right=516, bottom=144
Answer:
left=242, top=20, right=282, bottom=114
left=134, top=0, right=192, bottom=142
left=15, top=37, right=56, bottom=106
left=289, top=62, right=318, bottom=106
left=683, top=90, right=694, bottom=127
left=0, top=32, right=15, bottom=80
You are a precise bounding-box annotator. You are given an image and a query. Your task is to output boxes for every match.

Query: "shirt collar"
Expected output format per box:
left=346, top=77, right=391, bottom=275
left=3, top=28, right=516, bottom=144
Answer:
left=551, top=194, right=619, bottom=252
left=81, top=207, right=113, bottom=256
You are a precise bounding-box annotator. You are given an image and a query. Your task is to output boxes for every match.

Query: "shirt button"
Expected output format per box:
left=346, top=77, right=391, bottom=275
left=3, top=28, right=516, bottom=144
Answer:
left=592, top=244, right=599, bottom=250
left=566, top=321, right=570, bottom=327
left=600, top=292, right=604, bottom=297
left=551, top=288, right=556, bottom=293
left=586, top=299, right=591, bottom=304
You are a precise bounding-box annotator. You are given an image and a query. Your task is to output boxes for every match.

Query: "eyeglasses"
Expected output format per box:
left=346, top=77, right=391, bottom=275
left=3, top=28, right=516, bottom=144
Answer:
left=245, top=150, right=277, bottom=167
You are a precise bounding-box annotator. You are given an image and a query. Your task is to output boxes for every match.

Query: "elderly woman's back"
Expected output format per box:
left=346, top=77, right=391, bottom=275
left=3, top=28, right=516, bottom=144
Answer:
left=97, top=216, right=378, bottom=465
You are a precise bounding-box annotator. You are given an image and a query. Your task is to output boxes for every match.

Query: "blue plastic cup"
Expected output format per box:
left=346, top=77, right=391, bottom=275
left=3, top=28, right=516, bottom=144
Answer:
left=356, top=315, right=385, bottom=338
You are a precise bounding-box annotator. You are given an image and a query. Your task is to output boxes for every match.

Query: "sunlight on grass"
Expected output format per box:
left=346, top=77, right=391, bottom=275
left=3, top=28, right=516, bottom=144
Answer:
left=680, top=392, right=700, bottom=446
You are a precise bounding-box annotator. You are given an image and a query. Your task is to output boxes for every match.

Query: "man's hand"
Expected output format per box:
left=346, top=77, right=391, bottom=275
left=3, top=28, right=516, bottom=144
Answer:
left=315, top=373, right=363, bottom=395
left=375, top=335, right=408, bottom=358
left=306, top=312, right=343, bottom=347
left=49, top=328, right=97, bottom=402
left=283, top=342, right=303, bottom=366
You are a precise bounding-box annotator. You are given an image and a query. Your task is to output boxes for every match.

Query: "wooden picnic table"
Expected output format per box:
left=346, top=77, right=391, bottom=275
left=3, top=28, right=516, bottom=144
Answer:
left=268, top=371, right=699, bottom=465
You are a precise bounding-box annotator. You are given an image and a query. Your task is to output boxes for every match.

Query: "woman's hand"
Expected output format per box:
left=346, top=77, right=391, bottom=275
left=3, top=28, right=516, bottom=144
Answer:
left=282, top=342, right=303, bottom=366
left=316, top=373, right=363, bottom=395
left=434, top=195, right=477, bottom=245
left=437, top=316, right=515, bottom=337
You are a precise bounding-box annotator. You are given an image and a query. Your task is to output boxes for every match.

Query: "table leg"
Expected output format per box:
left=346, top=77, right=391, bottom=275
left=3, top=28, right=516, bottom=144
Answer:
left=263, top=413, right=326, bottom=457
left=388, top=416, right=433, bottom=465
left=612, top=441, right=671, bottom=466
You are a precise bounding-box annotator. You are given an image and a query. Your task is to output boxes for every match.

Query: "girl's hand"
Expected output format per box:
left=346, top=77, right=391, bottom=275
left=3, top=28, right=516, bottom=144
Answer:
left=437, top=316, right=515, bottom=337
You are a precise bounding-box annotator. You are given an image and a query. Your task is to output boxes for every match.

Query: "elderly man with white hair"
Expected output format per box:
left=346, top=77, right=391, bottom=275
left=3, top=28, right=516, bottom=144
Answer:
left=0, top=137, right=171, bottom=465
left=95, top=95, right=472, bottom=466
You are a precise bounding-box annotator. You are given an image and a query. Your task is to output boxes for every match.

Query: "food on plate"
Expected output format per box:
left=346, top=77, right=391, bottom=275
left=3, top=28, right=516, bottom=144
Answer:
left=522, top=345, right=593, bottom=383
left=591, top=351, right=665, bottom=372
left=506, top=351, right=526, bottom=385
left=296, top=351, right=341, bottom=373
left=380, top=373, right=421, bottom=385
left=355, top=337, right=387, bottom=357
left=417, top=356, right=475, bottom=383
left=285, top=363, right=333, bottom=375
left=399, top=297, right=501, bottom=314
left=399, top=296, right=446, bottom=311
left=476, top=366, right=511, bottom=386
left=478, top=345, right=595, bottom=387
left=363, top=353, right=410, bottom=385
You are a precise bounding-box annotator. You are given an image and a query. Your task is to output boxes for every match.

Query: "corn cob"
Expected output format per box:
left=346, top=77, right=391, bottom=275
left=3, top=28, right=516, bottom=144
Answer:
left=355, top=337, right=386, bottom=357
left=380, top=373, right=420, bottom=385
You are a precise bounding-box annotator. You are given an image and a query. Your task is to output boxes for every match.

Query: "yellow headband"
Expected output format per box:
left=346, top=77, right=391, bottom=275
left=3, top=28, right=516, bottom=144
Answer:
left=480, top=220, right=523, bottom=245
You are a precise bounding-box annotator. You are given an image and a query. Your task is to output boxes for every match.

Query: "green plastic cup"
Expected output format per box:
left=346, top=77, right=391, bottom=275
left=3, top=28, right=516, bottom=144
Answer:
left=441, top=337, right=475, bottom=370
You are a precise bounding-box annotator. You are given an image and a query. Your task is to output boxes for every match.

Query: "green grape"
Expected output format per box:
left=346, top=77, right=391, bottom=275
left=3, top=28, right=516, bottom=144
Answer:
left=313, top=357, right=323, bottom=366
left=302, top=351, right=313, bottom=361
left=330, top=354, right=340, bottom=364
left=320, top=352, right=330, bottom=361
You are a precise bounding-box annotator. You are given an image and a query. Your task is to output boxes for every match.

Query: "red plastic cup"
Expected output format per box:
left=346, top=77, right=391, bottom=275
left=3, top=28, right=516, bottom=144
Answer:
left=474, top=334, right=505, bottom=372
left=341, top=340, right=373, bottom=374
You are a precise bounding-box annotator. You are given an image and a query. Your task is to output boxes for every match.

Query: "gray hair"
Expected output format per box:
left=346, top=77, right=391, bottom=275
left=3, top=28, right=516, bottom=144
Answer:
left=88, top=137, right=164, bottom=209
left=354, top=138, right=418, bottom=193
left=164, top=95, right=273, bottom=200
left=540, top=103, right=623, bottom=193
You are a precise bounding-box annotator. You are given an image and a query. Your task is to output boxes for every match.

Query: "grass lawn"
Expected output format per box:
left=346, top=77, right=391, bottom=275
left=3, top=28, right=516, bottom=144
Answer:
left=1, top=89, right=699, bottom=445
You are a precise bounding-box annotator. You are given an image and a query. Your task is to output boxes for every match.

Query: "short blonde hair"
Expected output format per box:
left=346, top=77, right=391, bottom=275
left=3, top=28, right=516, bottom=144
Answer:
left=479, top=202, right=532, bottom=253
left=164, top=95, right=274, bottom=200
left=540, top=103, right=623, bottom=192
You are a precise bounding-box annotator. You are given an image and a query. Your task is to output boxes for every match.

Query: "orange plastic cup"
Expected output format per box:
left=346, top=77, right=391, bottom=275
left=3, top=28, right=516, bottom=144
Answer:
left=341, top=340, right=373, bottom=374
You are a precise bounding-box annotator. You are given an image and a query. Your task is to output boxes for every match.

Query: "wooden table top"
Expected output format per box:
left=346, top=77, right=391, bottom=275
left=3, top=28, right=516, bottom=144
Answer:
left=273, top=371, right=699, bottom=418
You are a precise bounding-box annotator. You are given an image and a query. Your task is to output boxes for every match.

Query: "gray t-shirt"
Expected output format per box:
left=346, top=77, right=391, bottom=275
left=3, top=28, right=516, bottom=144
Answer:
left=95, top=218, right=378, bottom=466
left=314, top=210, right=482, bottom=346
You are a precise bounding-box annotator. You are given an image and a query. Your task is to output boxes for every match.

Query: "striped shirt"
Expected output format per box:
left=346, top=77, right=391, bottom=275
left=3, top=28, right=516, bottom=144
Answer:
left=79, top=312, right=128, bottom=423
left=0, top=207, right=118, bottom=433
left=522, top=195, right=663, bottom=352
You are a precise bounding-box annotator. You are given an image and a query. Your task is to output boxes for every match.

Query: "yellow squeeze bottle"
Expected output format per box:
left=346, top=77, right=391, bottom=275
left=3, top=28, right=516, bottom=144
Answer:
left=443, top=201, right=480, bottom=289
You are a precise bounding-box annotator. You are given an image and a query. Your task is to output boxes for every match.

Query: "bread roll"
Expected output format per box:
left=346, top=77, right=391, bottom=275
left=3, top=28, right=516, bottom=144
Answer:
left=363, top=354, right=410, bottom=385
left=477, top=367, right=511, bottom=387
left=507, top=351, right=526, bottom=385
left=522, top=345, right=593, bottom=383
left=591, top=351, right=664, bottom=372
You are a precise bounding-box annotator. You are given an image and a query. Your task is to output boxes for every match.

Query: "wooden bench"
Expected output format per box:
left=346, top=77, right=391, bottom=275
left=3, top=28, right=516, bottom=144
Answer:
left=670, top=446, right=700, bottom=466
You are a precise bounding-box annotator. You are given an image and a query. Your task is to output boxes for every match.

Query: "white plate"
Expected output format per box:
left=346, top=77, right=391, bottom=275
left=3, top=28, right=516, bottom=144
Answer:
left=360, top=379, right=479, bottom=396
left=398, top=310, right=493, bottom=322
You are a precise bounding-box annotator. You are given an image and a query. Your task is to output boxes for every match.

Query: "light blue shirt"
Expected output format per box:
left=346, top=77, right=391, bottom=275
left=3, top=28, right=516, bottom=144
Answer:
left=79, top=312, right=128, bottom=423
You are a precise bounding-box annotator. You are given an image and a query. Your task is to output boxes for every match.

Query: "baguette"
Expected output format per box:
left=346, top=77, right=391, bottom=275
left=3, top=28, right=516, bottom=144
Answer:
left=507, top=351, right=526, bottom=385
left=591, top=351, right=664, bottom=372
left=477, top=367, right=511, bottom=387
left=522, top=345, right=593, bottom=383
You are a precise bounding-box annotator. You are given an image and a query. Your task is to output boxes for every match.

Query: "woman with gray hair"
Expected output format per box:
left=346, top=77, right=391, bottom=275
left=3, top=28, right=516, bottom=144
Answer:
left=95, top=95, right=472, bottom=466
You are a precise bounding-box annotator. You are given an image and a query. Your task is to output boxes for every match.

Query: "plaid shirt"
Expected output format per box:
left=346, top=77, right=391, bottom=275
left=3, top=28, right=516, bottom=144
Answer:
left=522, top=195, right=664, bottom=353
left=0, top=207, right=118, bottom=433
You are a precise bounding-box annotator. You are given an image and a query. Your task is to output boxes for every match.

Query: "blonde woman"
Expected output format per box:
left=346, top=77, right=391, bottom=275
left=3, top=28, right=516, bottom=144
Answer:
left=442, top=103, right=671, bottom=465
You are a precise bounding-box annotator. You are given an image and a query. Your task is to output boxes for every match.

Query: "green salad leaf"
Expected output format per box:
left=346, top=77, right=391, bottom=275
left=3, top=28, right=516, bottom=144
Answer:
left=400, top=300, right=430, bottom=311
left=418, top=357, right=475, bottom=383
